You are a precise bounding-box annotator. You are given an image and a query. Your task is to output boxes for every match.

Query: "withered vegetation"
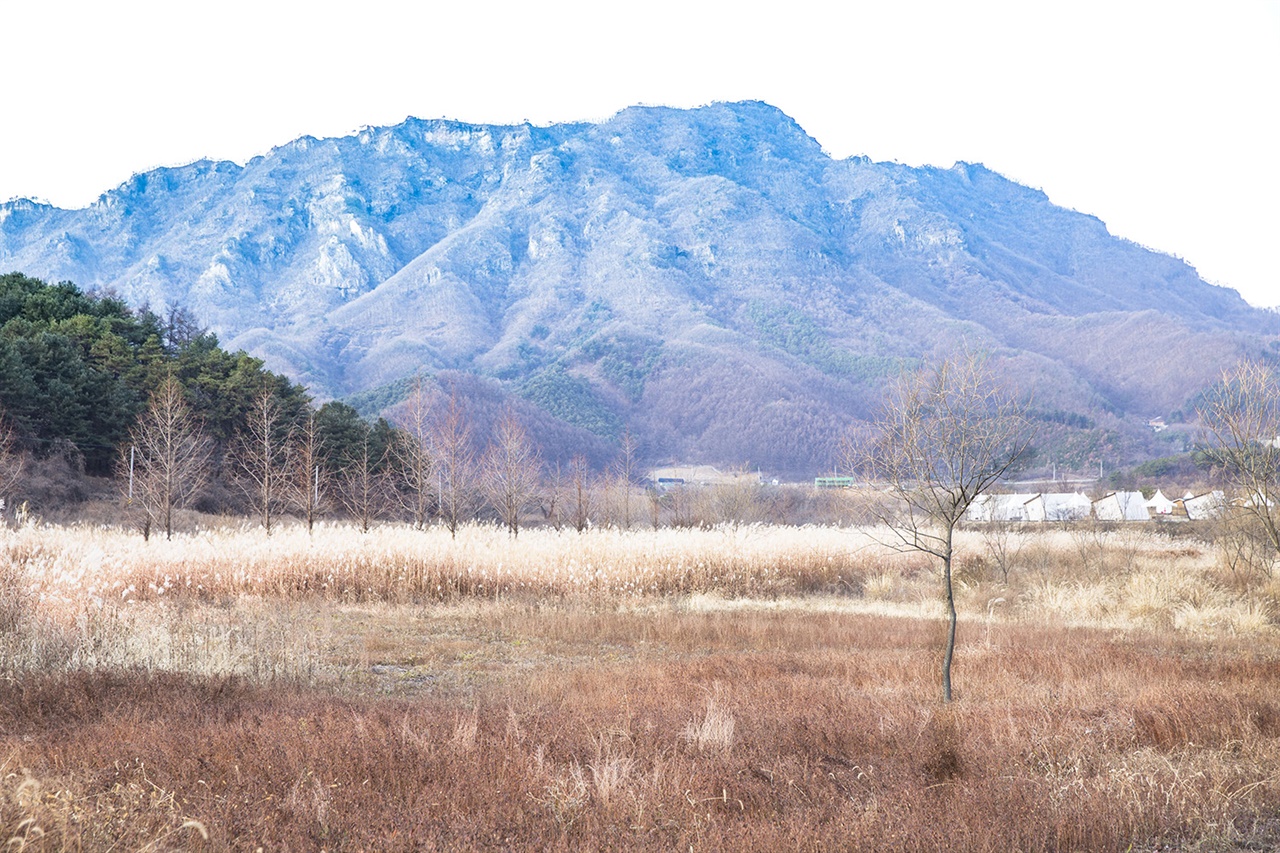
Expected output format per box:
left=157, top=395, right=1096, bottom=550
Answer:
left=1, top=522, right=1278, bottom=850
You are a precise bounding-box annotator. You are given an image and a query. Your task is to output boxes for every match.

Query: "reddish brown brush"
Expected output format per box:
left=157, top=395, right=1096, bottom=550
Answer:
left=2, top=609, right=1278, bottom=851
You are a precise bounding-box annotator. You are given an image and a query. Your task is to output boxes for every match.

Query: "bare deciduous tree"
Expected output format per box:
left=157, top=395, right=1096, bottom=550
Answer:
left=648, top=487, right=664, bottom=530
left=710, top=471, right=761, bottom=530
left=231, top=388, right=294, bottom=534
left=569, top=454, right=593, bottom=533
left=290, top=410, right=326, bottom=534
left=337, top=434, right=388, bottom=534
left=392, top=376, right=436, bottom=530
left=668, top=484, right=696, bottom=529
left=980, top=521, right=1025, bottom=585
left=1199, top=359, right=1280, bottom=578
left=849, top=350, right=1031, bottom=702
left=123, top=374, right=212, bottom=540
left=540, top=461, right=567, bottom=532
left=613, top=428, right=639, bottom=529
left=0, top=412, right=23, bottom=519
left=482, top=409, right=541, bottom=538
left=432, top=387, right=476, bottom=539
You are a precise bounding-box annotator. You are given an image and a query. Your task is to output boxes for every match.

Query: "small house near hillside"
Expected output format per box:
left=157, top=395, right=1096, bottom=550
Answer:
left=1093, top=491, right=1149, bottom=522
left=814, top=476, right=855, bottom=489
left=1024, top=492, right=1092, bottom=523
left=1146, top=489, right=1176, bottom=517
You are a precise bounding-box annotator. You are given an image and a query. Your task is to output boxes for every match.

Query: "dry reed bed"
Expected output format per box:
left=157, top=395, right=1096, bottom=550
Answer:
left=2, top=611, right=1278, bottom=851
left=3, top=522, right=1276, bottom=637
left=4, top=522, right=871, bottom=608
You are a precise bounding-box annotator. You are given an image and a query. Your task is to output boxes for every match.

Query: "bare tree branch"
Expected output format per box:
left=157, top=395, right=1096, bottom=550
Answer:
left=391, top=376, right=437, bottom=530
left=121, top=374, right=212, bottom=540
left=231, top=389, right=294, bottom=534
left=848, top=349, right=1032, bottom=702
left=482, top=408, right=541, bottom=538
left=1198, top=360, right=1280, bottom=578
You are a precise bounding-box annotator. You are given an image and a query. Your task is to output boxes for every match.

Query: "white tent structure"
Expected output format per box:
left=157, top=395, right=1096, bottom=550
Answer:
left=1093, top=491, right=1150, bottom=522
left=1025, top=492, right=1092, bottom=523
left=1146, top=489, right=1176, bottom=517
left=964, top=493, right=1033, bottom=523
left=1181, top=490, right=1227, bottom=520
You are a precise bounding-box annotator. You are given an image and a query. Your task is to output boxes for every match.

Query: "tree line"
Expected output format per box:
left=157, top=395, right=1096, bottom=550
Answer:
left=0, top=273, right=882, bottom=538
left=0, top=274, right=628, bottom=537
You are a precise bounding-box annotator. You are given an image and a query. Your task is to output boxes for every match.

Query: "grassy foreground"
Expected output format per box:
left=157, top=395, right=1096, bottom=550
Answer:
left=1, top=522, right=1279, bottom=850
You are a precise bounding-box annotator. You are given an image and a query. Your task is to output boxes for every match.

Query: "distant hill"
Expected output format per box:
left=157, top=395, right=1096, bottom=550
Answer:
left=4, top=101, right=1276, bottom=476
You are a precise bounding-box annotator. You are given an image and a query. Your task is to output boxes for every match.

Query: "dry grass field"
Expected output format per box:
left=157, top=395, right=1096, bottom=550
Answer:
left=2, top=520, right=1279, bottom=850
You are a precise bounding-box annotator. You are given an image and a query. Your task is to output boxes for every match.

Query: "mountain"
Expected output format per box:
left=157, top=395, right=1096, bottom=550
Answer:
left=3, top=101, right=1276, bottom=475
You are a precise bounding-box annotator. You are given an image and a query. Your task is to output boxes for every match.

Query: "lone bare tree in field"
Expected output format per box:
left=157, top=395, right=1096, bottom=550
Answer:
left=232, top=389, right=294, bottom=534
left=1199, top=359, right=1280, bottom=578
left=850, top=351, right=1031, bottom=702
left=482, top=409, right=541, bottom=538
left=124, top=374, right=212, bottom=540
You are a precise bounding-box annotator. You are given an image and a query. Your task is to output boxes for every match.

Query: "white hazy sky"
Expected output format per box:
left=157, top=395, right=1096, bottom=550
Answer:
left=3, top=1, right=1277, bottom=308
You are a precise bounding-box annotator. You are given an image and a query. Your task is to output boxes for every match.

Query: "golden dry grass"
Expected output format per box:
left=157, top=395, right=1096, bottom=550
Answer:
left=7, top=520, right=1275, bottom=645
left=1, top=519, right=1278, bottom=850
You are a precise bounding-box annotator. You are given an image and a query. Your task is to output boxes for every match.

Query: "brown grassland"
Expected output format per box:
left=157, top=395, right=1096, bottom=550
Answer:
left=1, top=520, right=1279, bottom=851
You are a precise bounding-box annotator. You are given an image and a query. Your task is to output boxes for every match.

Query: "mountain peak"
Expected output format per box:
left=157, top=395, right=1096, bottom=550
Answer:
left=0, top=102, right=1273, bottom=475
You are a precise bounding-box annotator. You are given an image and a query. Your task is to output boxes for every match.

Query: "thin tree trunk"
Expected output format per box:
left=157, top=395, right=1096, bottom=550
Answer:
left=942, top=526, right=957, bottom=703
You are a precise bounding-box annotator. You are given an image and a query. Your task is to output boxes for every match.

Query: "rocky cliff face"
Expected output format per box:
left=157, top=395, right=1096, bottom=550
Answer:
left=3, top=101, right=1274, bottom=474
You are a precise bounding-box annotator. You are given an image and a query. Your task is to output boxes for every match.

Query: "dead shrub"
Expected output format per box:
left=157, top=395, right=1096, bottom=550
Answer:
left=681, top=696, right=736, bottom=755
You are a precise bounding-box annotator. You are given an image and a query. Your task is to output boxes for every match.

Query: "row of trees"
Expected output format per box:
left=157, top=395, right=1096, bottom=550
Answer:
left=110, top=369, right=650, bottom=540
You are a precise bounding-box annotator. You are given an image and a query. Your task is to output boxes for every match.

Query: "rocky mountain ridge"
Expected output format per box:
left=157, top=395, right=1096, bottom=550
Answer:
left=3, top=101, right=1275, bottom=474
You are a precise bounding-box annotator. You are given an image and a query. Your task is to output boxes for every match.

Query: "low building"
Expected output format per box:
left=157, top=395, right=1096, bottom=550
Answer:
left=814, top=476, right=855, bottom=489
left=649, top=465, right=755, bottom=487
